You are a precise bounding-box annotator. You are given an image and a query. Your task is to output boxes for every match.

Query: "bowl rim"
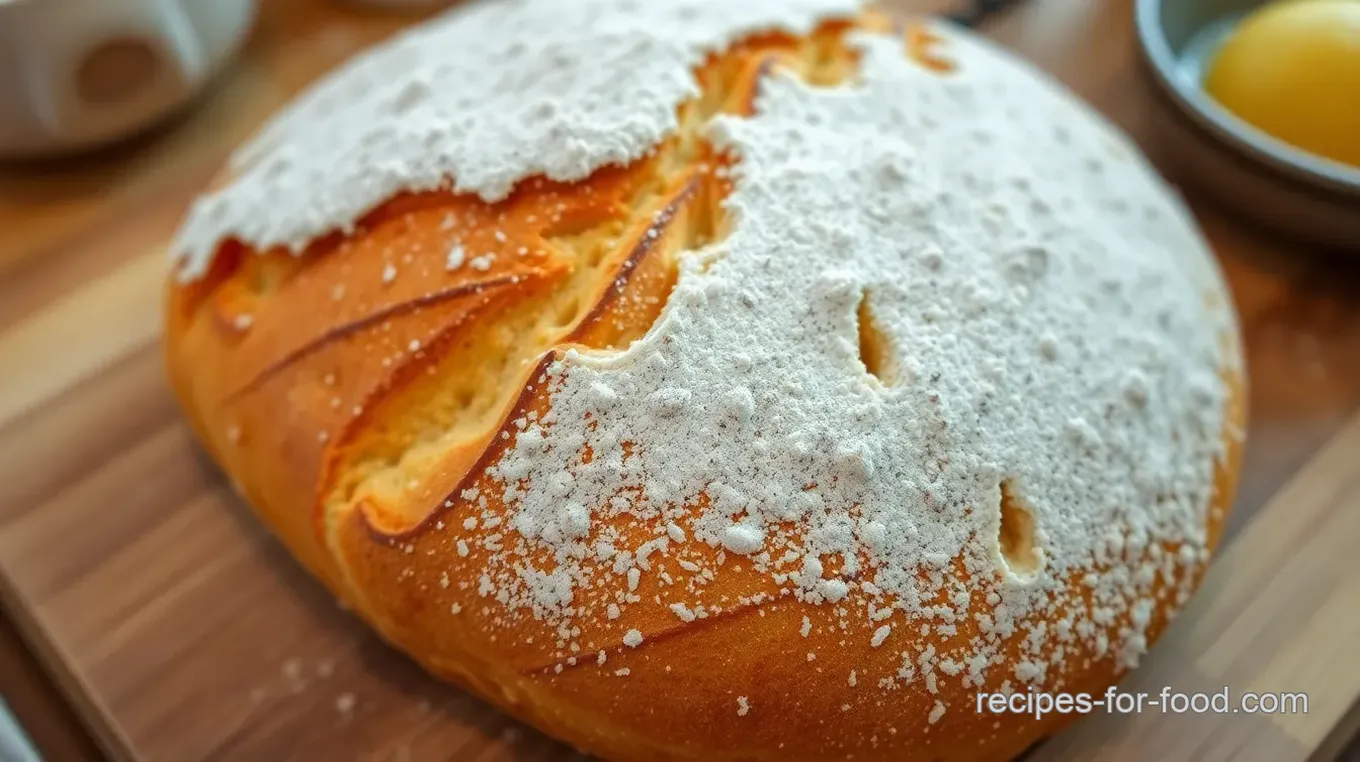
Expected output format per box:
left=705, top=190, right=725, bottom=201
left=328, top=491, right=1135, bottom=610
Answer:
left=1133, top=0, right=1360, bottom=199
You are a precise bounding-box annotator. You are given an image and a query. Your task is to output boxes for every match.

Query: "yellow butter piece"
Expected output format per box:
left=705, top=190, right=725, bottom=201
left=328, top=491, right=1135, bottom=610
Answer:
left=1205, top=0, right=1360, bottom=168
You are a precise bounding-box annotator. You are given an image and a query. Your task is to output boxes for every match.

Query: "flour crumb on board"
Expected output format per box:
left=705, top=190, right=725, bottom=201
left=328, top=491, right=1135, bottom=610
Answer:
left=281, top=655, right=312, bottom=696
left=737, top=696, right=750, bottom=717
left=335, top=693, right=356, bottom=716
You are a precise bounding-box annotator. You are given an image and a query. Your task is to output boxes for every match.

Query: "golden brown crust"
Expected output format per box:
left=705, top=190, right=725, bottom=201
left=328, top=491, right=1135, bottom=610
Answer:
left=164, top=17, right=1246, bottom=762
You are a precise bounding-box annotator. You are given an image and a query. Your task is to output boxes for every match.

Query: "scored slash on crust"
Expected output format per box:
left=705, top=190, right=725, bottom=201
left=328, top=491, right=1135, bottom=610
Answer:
left=342, top=177, right=702, bottom=545
left=321, top=20, right=878, bottom=543
left=222, top=273, right=531, bottom=403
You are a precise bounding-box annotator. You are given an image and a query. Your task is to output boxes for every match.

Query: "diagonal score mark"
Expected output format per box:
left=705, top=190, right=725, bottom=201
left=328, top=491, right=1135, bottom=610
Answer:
left=337, top=12, right=967, bottom=540
left=221, top=274, right=529, bottom=404
left=323, top=22, right=874, bottom=536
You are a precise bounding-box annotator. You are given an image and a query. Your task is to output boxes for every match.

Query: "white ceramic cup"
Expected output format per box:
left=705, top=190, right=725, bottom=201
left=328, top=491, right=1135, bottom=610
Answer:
left=0, top=0, right=257, bottom=159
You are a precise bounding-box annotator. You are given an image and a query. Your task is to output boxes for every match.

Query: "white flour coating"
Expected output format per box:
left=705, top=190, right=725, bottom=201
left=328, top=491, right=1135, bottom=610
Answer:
left=474, top=21, right=1239, bottom=696
left=172, top=0, right=1242, bottom=724
left=168, top=0, right=859, bottom=280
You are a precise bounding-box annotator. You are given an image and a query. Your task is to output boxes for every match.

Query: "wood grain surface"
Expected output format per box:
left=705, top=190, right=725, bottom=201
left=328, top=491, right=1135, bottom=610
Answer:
left=2, top=1, right=1360, bottom=760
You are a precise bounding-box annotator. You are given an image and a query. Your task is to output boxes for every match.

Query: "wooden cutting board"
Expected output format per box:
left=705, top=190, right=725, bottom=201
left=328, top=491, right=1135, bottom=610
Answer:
left=3, top=1, right=1360, bottom=760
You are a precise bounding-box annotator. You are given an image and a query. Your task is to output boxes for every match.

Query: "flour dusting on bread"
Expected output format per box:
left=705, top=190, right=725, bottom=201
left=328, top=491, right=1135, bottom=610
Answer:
left=468, top=22, right=1238, bottom=690
left=170, top=0, right=859, bottom=280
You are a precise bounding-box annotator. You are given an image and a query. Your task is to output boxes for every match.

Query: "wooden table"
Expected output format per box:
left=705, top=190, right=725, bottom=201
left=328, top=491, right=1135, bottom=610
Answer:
left=2, top=1, right=1359, bottom=760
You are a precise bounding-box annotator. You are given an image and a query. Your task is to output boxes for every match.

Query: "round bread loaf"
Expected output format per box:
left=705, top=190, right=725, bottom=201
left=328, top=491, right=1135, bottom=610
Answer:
left=164, top=2, right=1246, bottom=760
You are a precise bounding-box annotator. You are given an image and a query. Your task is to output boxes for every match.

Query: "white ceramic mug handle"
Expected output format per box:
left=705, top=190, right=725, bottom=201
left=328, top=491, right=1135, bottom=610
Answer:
left=22, top=0, right=206, bottom=142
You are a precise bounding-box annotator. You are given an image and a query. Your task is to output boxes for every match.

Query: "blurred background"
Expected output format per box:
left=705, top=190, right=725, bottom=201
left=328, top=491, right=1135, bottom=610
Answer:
left=0, top=1, right=1357, bottom=760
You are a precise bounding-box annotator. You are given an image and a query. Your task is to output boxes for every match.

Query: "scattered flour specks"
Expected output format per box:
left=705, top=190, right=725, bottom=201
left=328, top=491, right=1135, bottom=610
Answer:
left=170, top=0, right=859, bottom=278
left=336, top=693, right=356, bottom=715
left=720, top=524, right=765, bottom=555
left=446, top=243, right=465, bottom=270
left=475, top=13, right=1236, bottom=700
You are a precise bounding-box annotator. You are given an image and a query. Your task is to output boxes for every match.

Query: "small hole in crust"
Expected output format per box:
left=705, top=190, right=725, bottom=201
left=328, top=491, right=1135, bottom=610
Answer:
left=998, top=481, right=1042, bottom=578
left=553, top=296, right=583, bottom=330
left=585, top=242, right=608, bottom=268
left=454, top=389, right=475, bottom=411
left=855, top=289, right=897, bottom=385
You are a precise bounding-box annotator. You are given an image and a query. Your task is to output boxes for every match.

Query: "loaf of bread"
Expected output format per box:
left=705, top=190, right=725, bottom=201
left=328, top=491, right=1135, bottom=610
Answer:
left=163, top=2, right=1246, bottom=759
